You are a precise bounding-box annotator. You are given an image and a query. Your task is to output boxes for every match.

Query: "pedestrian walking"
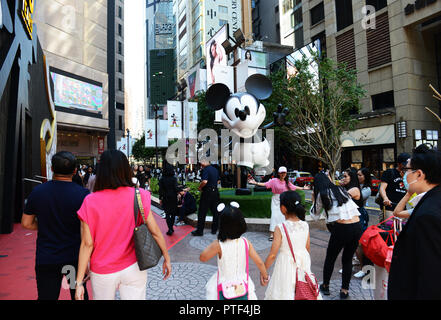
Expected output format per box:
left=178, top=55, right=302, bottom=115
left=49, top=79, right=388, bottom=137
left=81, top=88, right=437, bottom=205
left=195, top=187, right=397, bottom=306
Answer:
left=353, top=167, right=374, bottom=278
left=263, top=191, right=322, bottom=300
left=74, top=150, right=171, bottom=300
left=159, top=164, right=179, bottom=236
left=137, top=165, right=147, bottom=189
left=388, top=144, right=441, bottom=300
left=310, top=172, right=362, bottom=299
left=200, top=202, right=269, bottom=300
left=192, top=159, right=220, bottom=236
left=21, top=151, right=90, bottom=300
left=378, top=153, right=411, bottom=220
left=249, top=166, right=309, bottom=241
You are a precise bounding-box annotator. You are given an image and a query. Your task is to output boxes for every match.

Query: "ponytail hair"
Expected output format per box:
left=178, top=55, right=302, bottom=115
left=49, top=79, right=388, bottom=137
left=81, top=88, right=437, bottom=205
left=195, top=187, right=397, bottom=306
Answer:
left=280, top=191, right=306, bottom=221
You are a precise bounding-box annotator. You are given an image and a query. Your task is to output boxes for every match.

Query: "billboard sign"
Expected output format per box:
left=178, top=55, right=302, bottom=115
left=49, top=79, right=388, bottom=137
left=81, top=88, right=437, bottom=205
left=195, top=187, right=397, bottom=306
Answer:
left=205, top=24, right=229, bottom=88
left=51, top=72, right=103, bottom=113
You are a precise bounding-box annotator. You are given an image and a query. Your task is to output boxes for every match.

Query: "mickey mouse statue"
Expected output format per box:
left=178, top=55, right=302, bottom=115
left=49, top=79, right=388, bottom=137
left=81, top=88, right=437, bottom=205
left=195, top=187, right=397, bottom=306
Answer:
left=205, top=74, right=276, bottom=172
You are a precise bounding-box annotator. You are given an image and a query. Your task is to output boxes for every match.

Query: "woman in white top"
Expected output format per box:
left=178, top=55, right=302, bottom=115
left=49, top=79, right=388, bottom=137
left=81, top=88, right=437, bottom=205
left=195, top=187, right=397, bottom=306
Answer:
left=310, top=172, right=362, bottom=299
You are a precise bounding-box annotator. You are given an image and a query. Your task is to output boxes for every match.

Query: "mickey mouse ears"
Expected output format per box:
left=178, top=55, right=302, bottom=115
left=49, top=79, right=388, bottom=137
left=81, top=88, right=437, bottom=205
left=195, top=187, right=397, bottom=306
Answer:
left=206, top=83, right=231, bottom=111
left=245, top=74, right=273, bottom=100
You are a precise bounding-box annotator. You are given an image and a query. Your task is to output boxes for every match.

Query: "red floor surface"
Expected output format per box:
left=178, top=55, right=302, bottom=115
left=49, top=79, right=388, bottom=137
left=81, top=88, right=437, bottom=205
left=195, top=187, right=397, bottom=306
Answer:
left=0, top=212, right=194, bottom=300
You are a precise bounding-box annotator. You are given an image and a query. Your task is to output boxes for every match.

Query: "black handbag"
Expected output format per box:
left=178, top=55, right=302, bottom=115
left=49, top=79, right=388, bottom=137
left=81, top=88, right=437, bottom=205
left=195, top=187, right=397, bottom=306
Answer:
left=133, top=188, right=162, bottom=270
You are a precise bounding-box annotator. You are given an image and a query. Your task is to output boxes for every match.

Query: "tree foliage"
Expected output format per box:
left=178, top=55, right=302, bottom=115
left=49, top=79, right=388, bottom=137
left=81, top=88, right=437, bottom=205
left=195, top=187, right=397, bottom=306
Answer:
left=266, top=52, right=366, bottom=177
left=131, top=134, right=167, bottom=164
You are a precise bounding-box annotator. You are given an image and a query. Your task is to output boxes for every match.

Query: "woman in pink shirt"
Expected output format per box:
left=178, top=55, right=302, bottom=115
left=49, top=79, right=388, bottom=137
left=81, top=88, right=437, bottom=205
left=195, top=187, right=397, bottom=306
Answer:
left=75, top=150, right=171, bottom=300
left=249, top=167, right=310, bottom=241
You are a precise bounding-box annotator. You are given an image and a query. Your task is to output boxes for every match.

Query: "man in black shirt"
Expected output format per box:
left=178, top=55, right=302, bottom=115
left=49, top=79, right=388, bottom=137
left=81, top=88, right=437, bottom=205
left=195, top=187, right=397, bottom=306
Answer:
left=192, top=159, right=220, bottom=236
left=379, top=153, right=410, bottom=219
left=21, top=151, right=90, bottom=300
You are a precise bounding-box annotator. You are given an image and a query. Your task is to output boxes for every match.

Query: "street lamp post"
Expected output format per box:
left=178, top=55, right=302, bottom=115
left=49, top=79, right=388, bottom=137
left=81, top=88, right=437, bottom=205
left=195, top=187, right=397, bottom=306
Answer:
left=221, top=28, right=246, bottom=189
left=154, top=104, right=159, bottom=168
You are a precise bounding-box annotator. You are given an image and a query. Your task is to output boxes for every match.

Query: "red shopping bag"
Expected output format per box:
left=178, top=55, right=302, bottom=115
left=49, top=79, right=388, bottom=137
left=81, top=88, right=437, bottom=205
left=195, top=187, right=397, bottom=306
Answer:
left=359, top=216, right=398, bottom=268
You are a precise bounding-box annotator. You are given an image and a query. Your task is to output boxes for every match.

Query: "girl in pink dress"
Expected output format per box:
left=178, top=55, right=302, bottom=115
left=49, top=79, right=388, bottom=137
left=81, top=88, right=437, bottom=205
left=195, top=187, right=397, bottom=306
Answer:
left=249, top=167, right=310, bottom=241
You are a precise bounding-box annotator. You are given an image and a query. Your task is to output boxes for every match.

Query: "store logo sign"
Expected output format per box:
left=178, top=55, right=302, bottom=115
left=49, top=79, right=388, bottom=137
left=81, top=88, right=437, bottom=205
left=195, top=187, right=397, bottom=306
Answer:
left=19, top=0, right=34, bottom=39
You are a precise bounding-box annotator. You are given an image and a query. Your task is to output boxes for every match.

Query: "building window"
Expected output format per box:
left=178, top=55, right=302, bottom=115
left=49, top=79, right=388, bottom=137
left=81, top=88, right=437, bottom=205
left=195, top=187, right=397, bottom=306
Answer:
left=371, top=91, right=394, bottom=111
left=118, top=115, right=123, bottom=131
left=118, top=41, right=122, bottom=55
left=366, top=12, right=391, bottom=69
left=118, top=78, right=123, bottom=91
left=118, top=6, right=122, bottom=19
left=219, top=19, right=228, bottom=27
left=336, top=28, right=356, bottom=69
left=118, top=60, right=122, bottom=73
left=294, top=27, right=304, bottom=49
left=366, top=0, right=387, bottom=11
left=415, top=130, right=438, bottom=149
left=118, top=24, right=122, bottom=37
left=335, top=0, right=353, bottom=31
left=310, top=2, right=324, bottom=26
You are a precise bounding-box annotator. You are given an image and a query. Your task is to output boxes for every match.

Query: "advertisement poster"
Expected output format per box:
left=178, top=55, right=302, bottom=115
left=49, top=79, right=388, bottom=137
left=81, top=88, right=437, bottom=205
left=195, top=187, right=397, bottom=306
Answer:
left=51, top=72, right=103, bottom=112
left=188, top=70, right=197, bottom=99
left=239, top=48, right=267, bottom=70
left=167, top=100, right=183, bottom=139
left=98, top=137, right=105, bottom=155
left=205, top=24, right=228, bottom=88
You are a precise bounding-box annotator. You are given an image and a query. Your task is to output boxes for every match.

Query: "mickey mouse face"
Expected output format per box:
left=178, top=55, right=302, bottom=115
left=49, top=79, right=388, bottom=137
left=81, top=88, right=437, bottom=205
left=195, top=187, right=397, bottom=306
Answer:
left=222, top=93, right=266, bottom=138
left=206, top=74, right=273, bottom=139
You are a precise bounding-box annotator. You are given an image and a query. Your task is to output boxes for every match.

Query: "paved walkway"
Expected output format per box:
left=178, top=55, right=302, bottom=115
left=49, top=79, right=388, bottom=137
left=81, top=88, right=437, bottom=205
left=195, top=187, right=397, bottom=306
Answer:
left=0, top=203, right=380, bottom=300
left=141, top=206, right=376, bottom=301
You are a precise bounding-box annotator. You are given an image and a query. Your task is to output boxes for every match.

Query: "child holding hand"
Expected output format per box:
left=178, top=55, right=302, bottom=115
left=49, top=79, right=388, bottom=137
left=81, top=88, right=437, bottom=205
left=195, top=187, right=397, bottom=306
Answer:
left=200, top=202, right=269, bottom=300
left=263, top=191, right=321, bottom=300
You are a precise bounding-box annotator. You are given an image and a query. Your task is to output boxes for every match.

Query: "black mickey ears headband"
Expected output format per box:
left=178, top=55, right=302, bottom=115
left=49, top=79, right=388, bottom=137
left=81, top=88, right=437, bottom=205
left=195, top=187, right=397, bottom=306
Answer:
left=205, top=74, right=273, bottom=111
left=217, top=202, right=240, bottom=213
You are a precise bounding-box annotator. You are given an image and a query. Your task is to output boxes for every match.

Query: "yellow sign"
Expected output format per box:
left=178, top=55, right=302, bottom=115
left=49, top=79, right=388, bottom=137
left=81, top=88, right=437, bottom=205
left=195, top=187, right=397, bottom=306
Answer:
left=20, top=0, right=34, bottom=39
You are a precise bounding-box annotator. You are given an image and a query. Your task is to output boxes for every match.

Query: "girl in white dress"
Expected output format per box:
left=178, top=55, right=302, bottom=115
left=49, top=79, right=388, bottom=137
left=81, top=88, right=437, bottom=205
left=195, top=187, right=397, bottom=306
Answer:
left=200, top=202, right=269, bottom=300
left=263, top=191, right=322, bottom=300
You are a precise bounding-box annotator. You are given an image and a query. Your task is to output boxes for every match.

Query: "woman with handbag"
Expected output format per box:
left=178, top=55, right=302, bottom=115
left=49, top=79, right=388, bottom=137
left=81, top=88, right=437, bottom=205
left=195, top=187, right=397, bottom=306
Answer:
left=200, top=202, right=269, bottom=300
left=75, top=150, right=171, bottom=300
left=310, top=172, right=362, bottom=299
left=263, top=191, right=321, bottom=300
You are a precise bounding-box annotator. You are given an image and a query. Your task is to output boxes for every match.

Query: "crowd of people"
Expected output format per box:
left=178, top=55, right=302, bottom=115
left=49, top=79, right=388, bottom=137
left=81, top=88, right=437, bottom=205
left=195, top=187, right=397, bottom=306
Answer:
left=20, top=143, right=441, bottom=300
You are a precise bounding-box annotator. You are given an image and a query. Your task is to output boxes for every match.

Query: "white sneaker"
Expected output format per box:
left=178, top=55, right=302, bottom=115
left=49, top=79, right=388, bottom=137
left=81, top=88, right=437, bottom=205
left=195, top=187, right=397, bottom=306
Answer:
left=354, top=271, right=366, bottom=278
left=339, top=269, right=343, bottom=274
left=352, top=257, right=360, bottom=266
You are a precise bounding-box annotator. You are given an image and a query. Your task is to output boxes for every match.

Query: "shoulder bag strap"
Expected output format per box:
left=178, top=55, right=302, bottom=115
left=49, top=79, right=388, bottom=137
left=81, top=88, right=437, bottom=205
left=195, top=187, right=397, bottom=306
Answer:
left=243, top=238, right=249, bottom=284
left=282, top=223, right=296, bottom=264
left=134, top=188, right=147, bottom=225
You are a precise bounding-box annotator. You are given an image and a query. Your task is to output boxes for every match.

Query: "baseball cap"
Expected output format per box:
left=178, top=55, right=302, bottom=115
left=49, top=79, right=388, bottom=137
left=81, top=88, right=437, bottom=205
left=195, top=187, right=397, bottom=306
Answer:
left=397, top=153, right=411, bottom=165
left=278, top=166, right=287, bottom=173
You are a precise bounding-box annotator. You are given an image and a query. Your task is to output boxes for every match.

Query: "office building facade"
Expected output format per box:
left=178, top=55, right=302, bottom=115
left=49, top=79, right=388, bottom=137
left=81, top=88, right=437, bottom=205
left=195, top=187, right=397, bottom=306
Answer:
left=278, top=0, right=441, bottom=177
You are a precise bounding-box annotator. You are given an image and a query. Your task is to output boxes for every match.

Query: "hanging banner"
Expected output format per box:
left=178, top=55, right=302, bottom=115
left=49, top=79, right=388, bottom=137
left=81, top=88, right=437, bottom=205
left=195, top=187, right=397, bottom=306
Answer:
left=145, top=119, right=156, bottom=148
left=187, top=101, right=198, bottom=139
left=146, top=119, right=169, bottom=148
left=98, top=137, right=105, bottom=155
left=167, top=100, right=183, bottom=139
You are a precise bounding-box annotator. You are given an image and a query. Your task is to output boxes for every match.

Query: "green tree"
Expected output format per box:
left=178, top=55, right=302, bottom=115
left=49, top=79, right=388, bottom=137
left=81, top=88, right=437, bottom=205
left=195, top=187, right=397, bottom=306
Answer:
left=267, top=52, right=366, bottom=179
left=131, top=134, right=167, bottom=164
